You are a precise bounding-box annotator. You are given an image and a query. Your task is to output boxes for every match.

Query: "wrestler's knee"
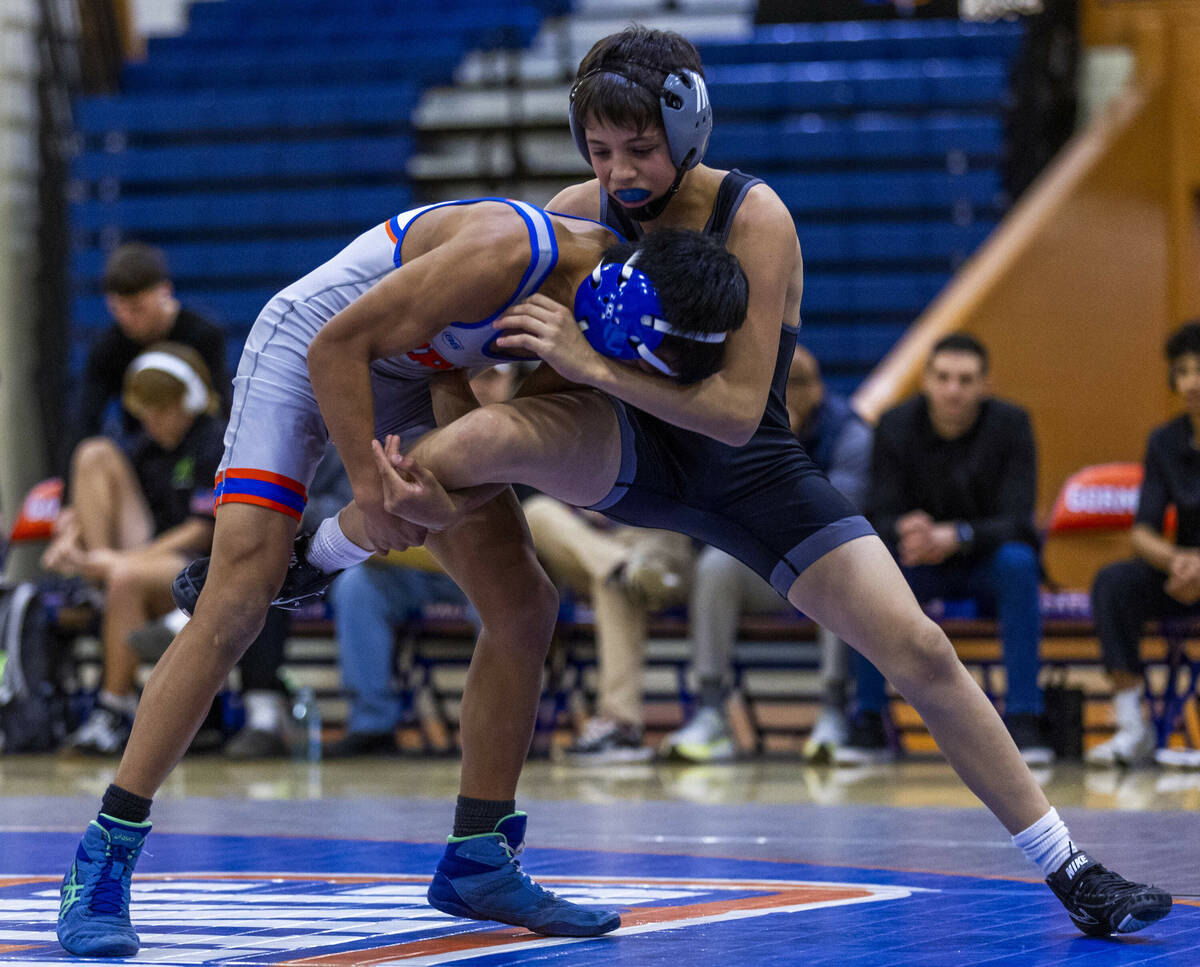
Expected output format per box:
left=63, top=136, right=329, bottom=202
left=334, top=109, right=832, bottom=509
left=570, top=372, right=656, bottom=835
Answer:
left=193, top=553, right=283, bottom=657
left=887, top=616, right=961, bottom=695
left=476, top=561, right=559, bottom=647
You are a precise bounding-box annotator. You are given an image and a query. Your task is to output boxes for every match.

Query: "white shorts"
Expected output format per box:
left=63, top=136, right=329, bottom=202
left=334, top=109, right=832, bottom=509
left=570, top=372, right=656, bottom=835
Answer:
left=216, top=296, right=435, bottom=521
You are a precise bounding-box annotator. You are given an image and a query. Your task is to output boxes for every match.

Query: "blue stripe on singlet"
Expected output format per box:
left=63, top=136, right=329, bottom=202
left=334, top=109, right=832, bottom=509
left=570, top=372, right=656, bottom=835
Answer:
left=385, top=198, right=559, bottom=327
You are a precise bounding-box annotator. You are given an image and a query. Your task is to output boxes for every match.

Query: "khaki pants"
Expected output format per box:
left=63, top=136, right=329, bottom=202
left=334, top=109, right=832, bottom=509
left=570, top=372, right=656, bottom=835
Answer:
left=522, top=496, right=693, bottom=728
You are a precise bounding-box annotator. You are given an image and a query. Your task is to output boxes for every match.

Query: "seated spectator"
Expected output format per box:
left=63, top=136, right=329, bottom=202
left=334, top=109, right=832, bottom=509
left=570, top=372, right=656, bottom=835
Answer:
left=523, top=499, right=693, bottom=762
left=843, top=332, right=1051, bottom=766
left=324, top=546, right=474, bottom=757
left=65, top=242, right=230, bottom=466
left=44, top=344, right=223, bottom=754
left=1088, top=321, right=1200, bottom=768
left=660, top=345, right=872, bottom=763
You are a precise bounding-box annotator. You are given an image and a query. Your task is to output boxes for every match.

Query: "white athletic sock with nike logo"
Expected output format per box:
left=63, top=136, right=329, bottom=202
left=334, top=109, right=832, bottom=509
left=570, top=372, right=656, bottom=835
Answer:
left=1012, top=807, right=1074, bottom=876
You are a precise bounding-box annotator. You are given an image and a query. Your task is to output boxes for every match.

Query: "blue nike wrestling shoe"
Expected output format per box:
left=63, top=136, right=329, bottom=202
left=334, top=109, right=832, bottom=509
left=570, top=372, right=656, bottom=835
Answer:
left=172, top=532, right=340, bottom=616
left=428, top=812, right=620, bottom=936
left=1047, top=849, right=1172, bottom=936
left=57, top=814, right=151, bottom=957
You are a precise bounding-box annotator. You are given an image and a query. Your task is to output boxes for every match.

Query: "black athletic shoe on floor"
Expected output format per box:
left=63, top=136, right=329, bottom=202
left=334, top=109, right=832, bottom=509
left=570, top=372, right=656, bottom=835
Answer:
left=172, top=533, right=342, bottom=616
left=1046, top=849, right=1172, bottom=936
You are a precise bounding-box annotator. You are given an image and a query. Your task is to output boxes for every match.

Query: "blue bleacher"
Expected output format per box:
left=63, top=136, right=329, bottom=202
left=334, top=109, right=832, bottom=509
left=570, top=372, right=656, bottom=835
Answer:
left=72, top=137, right=414, bottom=188
left=121, top=41, right=463, bottom=91
left=699, top=19, right=1023, bottom=64
left=75, top=83, right=419, bottom=138
left=694, top=18, right=1021, bottom=376
left=796, top=221, right=996, bottom=265
left=707, top=59, right=1009, bottom=113
left=706, top=115, right=1003, bottom=166
left=72, top=185, right=413, bottom=235
left=71, top=237, right=352, bottom=284
left=167, top=6, right=541, bottom=49
left=68, top=9, right=1023, bottom=391
left=772, top=170, right=1001, bottom=214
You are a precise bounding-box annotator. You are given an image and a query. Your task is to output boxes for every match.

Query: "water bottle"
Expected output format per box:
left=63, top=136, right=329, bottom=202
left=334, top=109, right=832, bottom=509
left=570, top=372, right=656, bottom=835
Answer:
left=292, top=686, right=322, bottom=762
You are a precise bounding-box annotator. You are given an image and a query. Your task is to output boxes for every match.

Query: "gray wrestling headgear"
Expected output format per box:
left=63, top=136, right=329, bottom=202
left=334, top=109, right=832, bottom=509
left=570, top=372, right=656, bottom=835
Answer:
left=568, top=65, right=712, bottom=171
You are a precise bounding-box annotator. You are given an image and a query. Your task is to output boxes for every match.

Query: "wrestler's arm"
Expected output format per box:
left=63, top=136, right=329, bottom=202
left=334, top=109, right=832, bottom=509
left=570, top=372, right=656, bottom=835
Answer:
left=517, top=185, right=797, bottom=447
left=307, top=216, right=530, bottom=548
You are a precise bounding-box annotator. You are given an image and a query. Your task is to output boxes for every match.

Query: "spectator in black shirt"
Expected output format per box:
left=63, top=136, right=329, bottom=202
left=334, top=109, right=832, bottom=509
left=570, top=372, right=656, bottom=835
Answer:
left=44, top=343, right=224, bottom=755
left=66, top=242, right=231, bottom=464
left=840, top=333, right=1050, bottom=766
left=1089, top=321, right=1200, bottom=769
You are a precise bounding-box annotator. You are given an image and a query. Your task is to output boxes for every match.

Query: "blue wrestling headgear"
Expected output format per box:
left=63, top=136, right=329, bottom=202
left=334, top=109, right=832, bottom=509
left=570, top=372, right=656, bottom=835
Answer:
left=573, top=251, right=727, bottom=377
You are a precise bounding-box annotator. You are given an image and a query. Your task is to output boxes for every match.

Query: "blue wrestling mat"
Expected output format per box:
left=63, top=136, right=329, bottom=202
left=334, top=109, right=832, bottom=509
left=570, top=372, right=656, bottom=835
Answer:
left=2, top=831, right=1197, bottom=965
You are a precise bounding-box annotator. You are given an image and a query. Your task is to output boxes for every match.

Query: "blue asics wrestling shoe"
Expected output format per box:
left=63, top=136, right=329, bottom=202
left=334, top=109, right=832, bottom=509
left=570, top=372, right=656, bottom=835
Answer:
left=428, top=812, right=620, bottom=936
left=172, top=532, right=340, bottom=616
left=1047, top=849, right=1172, bottom=936
left=57, top=814, right=151, bottom=957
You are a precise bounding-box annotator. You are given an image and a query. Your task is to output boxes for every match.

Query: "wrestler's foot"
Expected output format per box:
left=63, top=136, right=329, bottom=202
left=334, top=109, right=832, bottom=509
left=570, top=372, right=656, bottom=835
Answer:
left=57, top=814, right=151, bottom=957
left=1047, top=849, right=1172, bottom=936
left=427, top=812, right=620, bottom=936
left=172, top=533, right=340, bottom=615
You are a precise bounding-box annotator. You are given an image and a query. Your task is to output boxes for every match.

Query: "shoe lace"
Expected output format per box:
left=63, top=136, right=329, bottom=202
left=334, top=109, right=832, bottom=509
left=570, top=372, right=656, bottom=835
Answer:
left=500, top=841, right=565, bottom=904
left=1077, top=864, right=1144, bottom=901
left=90, top=842, right=135, bottom=916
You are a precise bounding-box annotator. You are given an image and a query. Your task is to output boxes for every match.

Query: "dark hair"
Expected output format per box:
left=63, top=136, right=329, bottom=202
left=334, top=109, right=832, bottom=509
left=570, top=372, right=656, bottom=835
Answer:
left=103, top=242, right=170, bottom=296
left=572, top=26, right=704, bottom=137
left=1165, top=321, right=1200, bottom=365
left=602, top=229, right=748, bottom=384
left=1165, top=321, right=1200, bottom=390
left=930, top=331, right=989, bottom=374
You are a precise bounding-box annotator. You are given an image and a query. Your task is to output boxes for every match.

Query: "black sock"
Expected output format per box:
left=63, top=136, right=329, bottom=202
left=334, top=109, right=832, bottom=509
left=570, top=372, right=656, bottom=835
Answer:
left=100, top=783, right=152, bottom=824
left=453, top=795, right=515, bottom=838
left=698, top=676, right=726, bottom=710
left=824, top=679, right=847, bottom=710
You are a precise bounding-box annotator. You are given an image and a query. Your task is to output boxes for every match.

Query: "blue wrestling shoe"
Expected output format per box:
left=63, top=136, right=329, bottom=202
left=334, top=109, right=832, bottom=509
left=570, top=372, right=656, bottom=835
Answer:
left=1047, top=849, right=1172, bottom=936
left=57, top=814, right=151, bottom=957
left=172, top=532, right=340, bottom=616
left=428, top=812, right=620, bottom=936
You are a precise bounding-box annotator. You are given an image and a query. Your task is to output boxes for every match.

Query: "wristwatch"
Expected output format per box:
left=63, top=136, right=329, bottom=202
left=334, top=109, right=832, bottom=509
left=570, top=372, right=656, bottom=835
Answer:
left=955, top=522, right=975, bottom=550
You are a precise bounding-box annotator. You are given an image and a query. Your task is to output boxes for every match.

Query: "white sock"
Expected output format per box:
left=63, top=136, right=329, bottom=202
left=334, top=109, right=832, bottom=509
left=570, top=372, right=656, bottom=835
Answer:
left=306, top=515, right=372, bottom=573
left=98, top=690, right=137, bottom=717
left=162, top=607, right=189, bottom=635
left=244, top=690, right=285, bottom=732
left=1012, top=807, right=1075, bottom=876
left=1113, top=686, right=1144, bottom=732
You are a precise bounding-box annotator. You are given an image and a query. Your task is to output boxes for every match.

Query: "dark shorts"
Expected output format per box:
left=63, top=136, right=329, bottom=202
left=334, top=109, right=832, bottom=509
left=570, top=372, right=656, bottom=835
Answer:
left=588, top=398, right=875, bottom=597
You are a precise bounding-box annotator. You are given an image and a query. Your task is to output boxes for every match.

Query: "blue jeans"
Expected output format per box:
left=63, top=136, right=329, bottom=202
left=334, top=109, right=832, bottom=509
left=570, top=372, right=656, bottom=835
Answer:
left=330, top=562, right=472, bottom=735
left=853, top=541, right=1043, bottom=717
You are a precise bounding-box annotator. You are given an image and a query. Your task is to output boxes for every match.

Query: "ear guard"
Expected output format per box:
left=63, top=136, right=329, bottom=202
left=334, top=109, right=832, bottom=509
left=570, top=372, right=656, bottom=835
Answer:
left=574, top=253, right=726, bottom=378
left=568, top=66, right=712, bottom=171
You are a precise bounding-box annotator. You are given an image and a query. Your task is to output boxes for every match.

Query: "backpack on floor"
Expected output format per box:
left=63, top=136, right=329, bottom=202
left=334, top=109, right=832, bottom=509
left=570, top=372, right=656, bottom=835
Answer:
left=0, top=581, right=71, bottom=753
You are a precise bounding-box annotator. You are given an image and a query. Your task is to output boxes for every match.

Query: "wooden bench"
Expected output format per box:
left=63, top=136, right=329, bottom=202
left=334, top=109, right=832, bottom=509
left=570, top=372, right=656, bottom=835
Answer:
left=285, top=605, right=1200, bottom=758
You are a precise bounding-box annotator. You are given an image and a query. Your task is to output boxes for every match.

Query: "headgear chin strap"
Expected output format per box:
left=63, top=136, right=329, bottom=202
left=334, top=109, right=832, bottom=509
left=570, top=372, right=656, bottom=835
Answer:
left=573, top=251, right=726, bottom=378
left=569, top=64, right=712, bottom=222
left=625, top=167, right=687, bottom=222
